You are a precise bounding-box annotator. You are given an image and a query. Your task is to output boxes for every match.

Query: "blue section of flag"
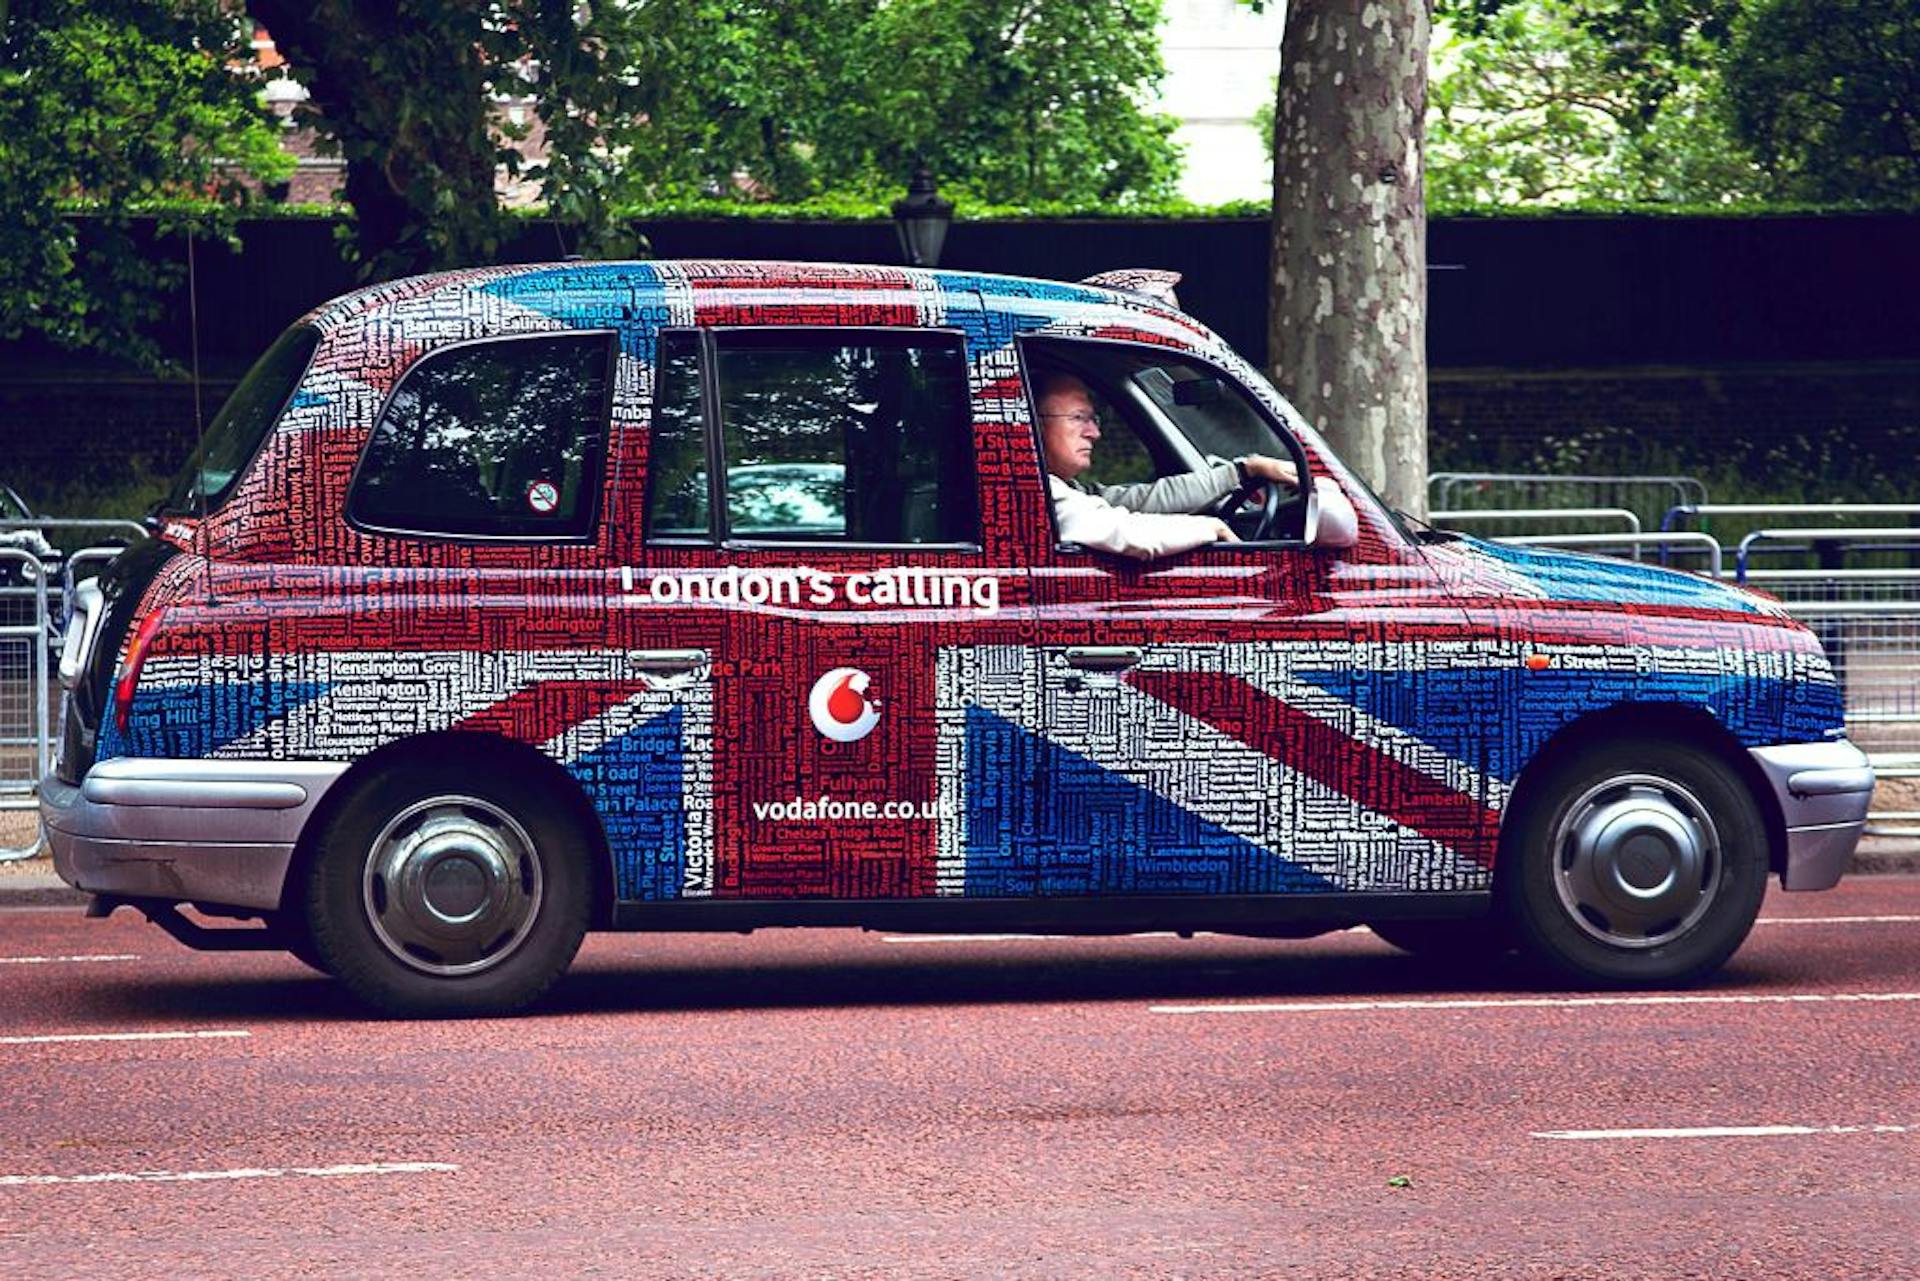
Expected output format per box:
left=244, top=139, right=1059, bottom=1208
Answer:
left=567, top=704, right=686, bottom=902
left=100, top=681, right=332, bottom=761
left=934, top=273, right=1103, bottom=357
left=962, top=706, right=1336, bottom=897
left=477, top=264, right=672, bottom=361
left=1287, top=665, right=1843, bottom=785
left=1459, top=538, right=1766, bottom=613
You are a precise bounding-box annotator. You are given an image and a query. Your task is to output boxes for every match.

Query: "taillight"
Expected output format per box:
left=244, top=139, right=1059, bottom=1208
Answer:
left=113, top=610, right=166, bottom=733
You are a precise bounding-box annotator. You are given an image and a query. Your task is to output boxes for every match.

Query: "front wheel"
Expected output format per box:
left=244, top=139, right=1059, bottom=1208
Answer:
left=1501, top=740, right=1768, bottom=986
left=304, top=761, right=592, bottom=1016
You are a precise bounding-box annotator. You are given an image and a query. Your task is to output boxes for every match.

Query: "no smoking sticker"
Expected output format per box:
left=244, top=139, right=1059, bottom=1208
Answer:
left=525, top=480, right=559, bottom=514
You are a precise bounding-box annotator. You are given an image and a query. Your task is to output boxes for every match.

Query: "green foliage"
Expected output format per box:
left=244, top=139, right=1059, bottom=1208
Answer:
left=1724, top=0, right=1920, bottom=204
left=241, top=0, right=1181, bottom=273
left=1428, top=1, right=1768, bottom=206
left=0, top=1, right=290, bottom=369
left=611, top=0, right=1182, bottom=207
left=608, top=196, right=1268, bottom=222
left=1427, top=1, right=1919, bottom=208
left=249, top=0, right=659, bottom=277
left=24, top=463, right=172, bottom=529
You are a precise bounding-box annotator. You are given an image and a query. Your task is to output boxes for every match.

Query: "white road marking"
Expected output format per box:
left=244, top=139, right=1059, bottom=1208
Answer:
left=1754, top=915, right=1920, bottom=926
left=0, top=954, right=139, bottom=966
left=1534, top=1124, right=1914, bottom=1142
left=1151, top=991, right=1920, bottom=1015
left=0, top=1161, right=458, bottom=1188
left=0, top=1029, right=250, bottom=1046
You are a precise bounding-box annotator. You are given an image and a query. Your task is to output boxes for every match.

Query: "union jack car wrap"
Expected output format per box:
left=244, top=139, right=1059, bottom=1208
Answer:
left=40, top=259, right=1871, bottom=1011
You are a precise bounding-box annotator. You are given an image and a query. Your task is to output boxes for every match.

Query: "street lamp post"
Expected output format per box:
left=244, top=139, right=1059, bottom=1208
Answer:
left=891, top=161, right=954, bottom=268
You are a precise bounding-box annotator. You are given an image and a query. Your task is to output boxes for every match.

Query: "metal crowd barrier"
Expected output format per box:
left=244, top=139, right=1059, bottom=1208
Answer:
left=1451, top=492, right=1919, bottom=836
left=0, top=522, right=146, bottom=861
left=1861, top=752, right=1920, bottom=837
left=0, top=548, right=50, bottom=861
left=1734, top=527, right=1920, bottom=581
left=1662, top=503, right=1920, bottom=532
left=1493, top=532, right=1724, bottom=578
left=1431, top=472, right=1708, bottom=518
left=0, top=518, right=148, bottom=542
left=1434, top=507, right=1643, bottom=534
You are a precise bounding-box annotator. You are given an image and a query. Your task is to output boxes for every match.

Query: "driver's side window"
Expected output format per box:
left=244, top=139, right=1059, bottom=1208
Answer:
left=1022, top=336, right=1316, bottom=546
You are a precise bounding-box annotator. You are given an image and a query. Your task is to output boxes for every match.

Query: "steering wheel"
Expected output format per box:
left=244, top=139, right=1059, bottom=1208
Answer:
left=1203, top=471, right=1291, bottom=542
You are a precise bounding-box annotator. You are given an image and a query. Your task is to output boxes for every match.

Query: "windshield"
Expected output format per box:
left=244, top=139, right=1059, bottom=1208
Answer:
left=163, top=324, right=319, bottom=514
left=1221, top=353, right=1420, bottom=543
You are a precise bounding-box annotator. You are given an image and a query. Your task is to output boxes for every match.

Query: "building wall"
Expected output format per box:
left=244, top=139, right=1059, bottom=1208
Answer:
left=1157, top=0, right=1286, bottom=204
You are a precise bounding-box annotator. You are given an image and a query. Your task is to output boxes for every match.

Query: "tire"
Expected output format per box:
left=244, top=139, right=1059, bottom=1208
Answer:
left=1368, top=917, right=1512, bottom=961
left=304, top=760, right=592, bottom=1016
left=269, top=911, right=333, bottom=976
left=1500, top=739, right=1768, bottom=986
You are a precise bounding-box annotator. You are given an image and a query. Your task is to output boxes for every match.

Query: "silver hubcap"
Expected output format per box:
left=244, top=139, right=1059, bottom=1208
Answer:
left=1551, top=773, right=1720, bottom=949
left=362, top=795, right=543, bottom=976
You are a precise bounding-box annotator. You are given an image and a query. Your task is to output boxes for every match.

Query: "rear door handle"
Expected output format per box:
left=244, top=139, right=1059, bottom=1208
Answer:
left=1065, top=646, right=1144, bottom=672
left=633, top=648, right=708, bottom=676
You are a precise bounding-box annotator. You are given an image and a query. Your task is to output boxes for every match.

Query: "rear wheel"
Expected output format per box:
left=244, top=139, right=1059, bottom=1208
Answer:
left=304, top=760, right=591, bottom=1016
left=1501, top=739, right=1767, bottom=986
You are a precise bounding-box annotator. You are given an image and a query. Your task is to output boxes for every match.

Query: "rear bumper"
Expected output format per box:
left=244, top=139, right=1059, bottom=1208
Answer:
left=1749, top=741, right=1875, bottom=891
left=39, top=757, right=348, bottom=912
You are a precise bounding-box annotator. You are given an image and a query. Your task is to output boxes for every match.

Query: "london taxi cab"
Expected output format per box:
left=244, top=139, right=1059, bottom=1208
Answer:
left=40, top=261, right=1874, bottom=1015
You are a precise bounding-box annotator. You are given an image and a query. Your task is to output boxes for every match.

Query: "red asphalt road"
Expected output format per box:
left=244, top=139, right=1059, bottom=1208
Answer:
left=2, top=880, right=1918, bottom=1279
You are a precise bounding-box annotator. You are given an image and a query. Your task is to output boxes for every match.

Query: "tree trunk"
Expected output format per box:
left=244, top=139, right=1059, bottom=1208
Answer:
left=1269, top=0, right=1430, bottom=517
left=251, top=1, right=504, bottom=280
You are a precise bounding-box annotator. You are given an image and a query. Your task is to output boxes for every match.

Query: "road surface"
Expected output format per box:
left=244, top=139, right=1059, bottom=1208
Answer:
left=3, top=878, right=1918, bottom=1278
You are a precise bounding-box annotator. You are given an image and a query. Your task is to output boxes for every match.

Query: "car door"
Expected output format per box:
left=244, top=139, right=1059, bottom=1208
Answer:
left=630, top=319, right=1045, bottom=902
left=967, top=336, right=1499, bottom=902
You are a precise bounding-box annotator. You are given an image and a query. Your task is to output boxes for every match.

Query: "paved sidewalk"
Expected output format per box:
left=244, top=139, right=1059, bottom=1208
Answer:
left=0, top=845, right=79, bottom=906
left=1852, top=834, right=1920, bottom=875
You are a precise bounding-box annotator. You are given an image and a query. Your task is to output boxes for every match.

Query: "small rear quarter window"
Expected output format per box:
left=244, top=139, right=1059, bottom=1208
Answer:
left=350, top=333, right=613, bottom=539
left=165, top=324, right=320, bottom=513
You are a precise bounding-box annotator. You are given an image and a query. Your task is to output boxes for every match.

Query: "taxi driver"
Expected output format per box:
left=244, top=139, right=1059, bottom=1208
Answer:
left=1037, top=371, right=1359, bottom=559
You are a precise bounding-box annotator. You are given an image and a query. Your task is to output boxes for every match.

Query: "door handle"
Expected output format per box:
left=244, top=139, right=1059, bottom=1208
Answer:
left=1064, top=646, right=1144, bottom=672
left=632, top=648, right=708, bottom=675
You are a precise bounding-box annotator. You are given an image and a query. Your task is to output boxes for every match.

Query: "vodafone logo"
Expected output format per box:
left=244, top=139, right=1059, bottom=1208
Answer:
left=809, top=667, right=881, bottom=743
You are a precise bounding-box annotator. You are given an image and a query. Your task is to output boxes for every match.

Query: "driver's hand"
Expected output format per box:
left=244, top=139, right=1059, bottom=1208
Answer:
left=1241, top=455, right=1300, bottom=487
left=1209, top=518, right=1240, bottom=543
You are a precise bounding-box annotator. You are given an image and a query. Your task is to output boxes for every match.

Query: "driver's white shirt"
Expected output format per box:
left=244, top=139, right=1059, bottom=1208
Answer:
left=1049, top=475, right=1230, bottom=559
left=1049, top=463, right=1360, bottom=559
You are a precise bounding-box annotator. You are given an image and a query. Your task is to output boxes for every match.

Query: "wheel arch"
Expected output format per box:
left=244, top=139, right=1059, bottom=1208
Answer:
left=285, top=731, right=618, bottom=930
left=1499, top=702, right=1787, bottom=882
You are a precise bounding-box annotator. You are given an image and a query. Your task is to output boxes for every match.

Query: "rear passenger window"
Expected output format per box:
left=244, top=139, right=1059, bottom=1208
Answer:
left=646, top=329, right=978, bottom=546
left=350, top=333, right=612, bottom=538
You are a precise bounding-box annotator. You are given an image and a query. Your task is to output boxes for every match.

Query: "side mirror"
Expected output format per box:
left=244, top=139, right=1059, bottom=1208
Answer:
left=1301, top=480, right=1322, bottom=547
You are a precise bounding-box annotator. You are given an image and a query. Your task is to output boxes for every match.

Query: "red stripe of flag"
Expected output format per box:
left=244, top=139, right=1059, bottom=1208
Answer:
left=1130, top=670, right=1500, bottom=868
left=448, top=680, right=658, bottom=744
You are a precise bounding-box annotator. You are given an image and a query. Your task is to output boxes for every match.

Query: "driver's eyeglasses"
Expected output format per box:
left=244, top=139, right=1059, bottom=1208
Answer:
left=1041, top=411, right=1101, bottom=429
